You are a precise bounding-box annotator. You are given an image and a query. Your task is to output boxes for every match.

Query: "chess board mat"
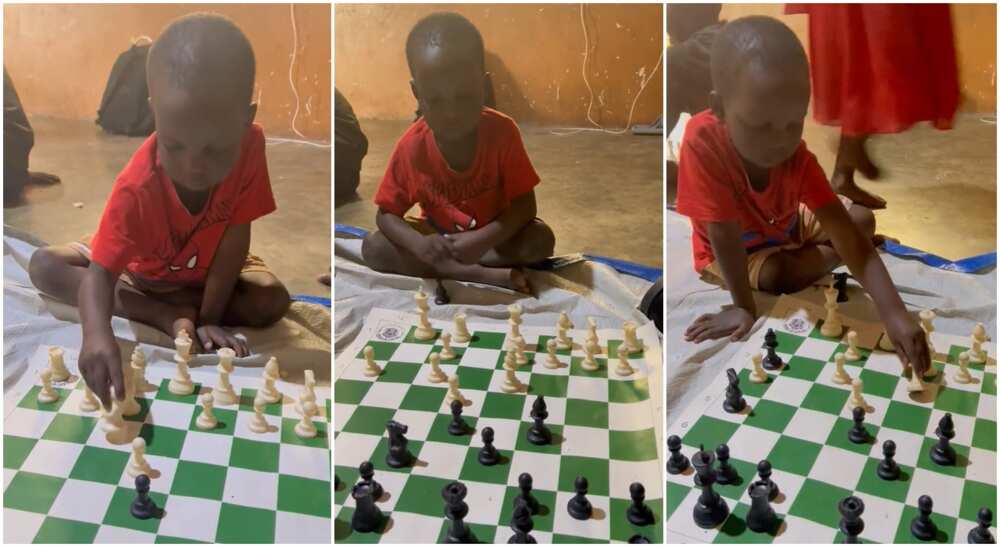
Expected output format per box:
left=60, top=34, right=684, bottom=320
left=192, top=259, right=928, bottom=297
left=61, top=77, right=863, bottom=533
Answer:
left=666, top=295, right=997, bottom=544
left=334, top=308, right=664, bottom=543
left=3, top=345, right=331, bottom=544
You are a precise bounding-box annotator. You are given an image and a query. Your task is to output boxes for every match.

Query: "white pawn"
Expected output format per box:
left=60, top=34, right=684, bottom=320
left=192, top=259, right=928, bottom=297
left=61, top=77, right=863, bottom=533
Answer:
left=427, top=352, right=448, bottom=383
left=544, top=339, right=561, bottom=369
left=452, top=312, right=471, bottom=343
left=294, top=401, right=318, bottom=438
left=295, top=369, right=317, bottom=416
left=844, top=331, right=861, bottom=361
left=849, top=378, right=868, bottom=410
left=501, top=368, right=523, bottom=393
left=439, top=332, right=456, bottom=360
left=970, top=323, right=988, bottom=364
left=248, top=399, right=270, bottom=433
left=954, top=351, right=973, bottom=384
left=514, top=336, right=528, bottom=366
left=196, top=393, right=218, bottom=430
left=581, top=343, right=599, bottom=371
left=832, top=353, right=852, bottom=385
left=615, top=345, right=634, bottom=377
left=446, top=375, right=469, bottom=405
left=37, top=369, right=59, bottom=404
left=126, top=437, right=153, bottom=478
left=79, top=382, right=100, bottom=412
left=749, top=353, right=768, bottom=383
left=622, top=321, right=643, bottom=354
left=820, top=285, right=843, bottom=337
left=363, top=346, right=382, bottom=377
left=556, top=325, right=573, bottom=351
left=213, top=348, right=239, bottom=406
left=558, top=311, right=573, bottom=331
left=48, top=347, right=71, bottom=382
left=878, top=329, right=895, bottom=352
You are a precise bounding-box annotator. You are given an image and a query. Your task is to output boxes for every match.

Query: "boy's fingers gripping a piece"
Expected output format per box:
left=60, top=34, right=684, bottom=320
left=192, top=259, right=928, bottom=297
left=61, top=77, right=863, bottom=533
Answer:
left=109, top=359, right=126, bottom=403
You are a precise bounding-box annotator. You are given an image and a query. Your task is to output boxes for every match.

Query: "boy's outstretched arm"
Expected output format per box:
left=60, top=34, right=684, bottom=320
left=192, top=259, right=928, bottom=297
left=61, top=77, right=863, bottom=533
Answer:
left=78, top=263, right=125, bottom=410
left=813, top=201, right=930, bottom=374
left=448, top=191, right=538, bottom=264
left=685, top=220, right=757, bottom=343
left=199, top=223, right=252, bottom=356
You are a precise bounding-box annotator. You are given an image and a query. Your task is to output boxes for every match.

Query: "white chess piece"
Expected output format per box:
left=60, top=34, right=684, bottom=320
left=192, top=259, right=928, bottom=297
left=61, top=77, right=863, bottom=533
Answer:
left=544, top=339, right=562, bottom=369
left=907, top=367, right=926, bottom=392
left=295, top=370, right=317, bottom=416
left=196, top=393, right=218, bottom=430
left=820, top=285, right=843, bottom=337
left=168, top=334, right=195, bottom=396
left=175, top=332, right=193, bottom=359
left=508, top=320, right=522, bottom=342
left=877, top=329, right=895, bottom=352
left=919, top=309, right=937, bottom=361
left=439, top=332, right=456, bottom=360
left=121, top=364, right=141, bottom=417
left=514, top=336, right=528, bottom=366
left=615, top=345, right=634, bottom=376
left=832, top=353, right=852, bottom=385
left=37, top=369, right=59, bottom=403
left=954, top=351, right=973, bottom=384
left=556, top=325, right=573, bottom=351
left=258, top=357, right=283, bottom=403
left=501, top=368, right=523, bottom=393
left=622, top=321, right=643, bottom=354
left=126, top=437, right=153, bottom=477
left=581, top=343, right=600, bottom=372
left=294, top=401, right=318, bottom=438
left=248, top=399, right=270, bottom=433
left=413, top=288, right=436, bottom=340
left=363, top=345, right=383, bottom=377
left=749, top=353, right=768, bottom=384
left=100, top=390, right=127, bottom=443
left=849, top=378, right=868, bottom=410
left=502, top=349, right=518, bottom=372
left=558, top=311, right=573, bottom=331
left=585, top=317, right=601, bottom=354
left=213, top=348, right=239, bottom=406
left=427, top=352, right=448, bottom=383
left=446, top=375, right=469, bottom=405
left=79, top=382, right=100, bottom=412
left=844, top=331, right=862, bottom=361
left=131, top=347, right=152, bottom=392
left=47, top=347, right=71, bottom=382
left=452, top=312, right=471, bottom=343
left=969, top=323, right=988, bottom=364
left=509, top=304, right=523, bottom=324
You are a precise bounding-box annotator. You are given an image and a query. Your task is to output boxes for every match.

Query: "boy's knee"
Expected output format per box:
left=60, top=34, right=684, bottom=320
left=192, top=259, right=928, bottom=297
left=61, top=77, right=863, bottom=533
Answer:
left=243, top=281, right=291, bottom=327
left=29, top=247, right=62, bottom=290
left=361, top=231, right=393, bottom=272
left=516, top=221, right=555, bottom=263
left=757, top=254, right=809, bottom=295
left=849, top=205, right=876, bottom=238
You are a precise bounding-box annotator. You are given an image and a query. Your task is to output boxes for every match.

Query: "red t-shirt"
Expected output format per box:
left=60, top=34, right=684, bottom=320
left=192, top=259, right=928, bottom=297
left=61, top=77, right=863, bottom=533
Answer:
left=90, top=124, right=276, bottom=285
left=374, top=107, right=540, bottom=233
left=675, top=111, right=838, bottom=272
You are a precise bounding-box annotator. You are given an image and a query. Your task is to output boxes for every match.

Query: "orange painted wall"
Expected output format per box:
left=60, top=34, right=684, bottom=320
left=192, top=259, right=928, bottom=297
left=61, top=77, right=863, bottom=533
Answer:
left=335, top=3, right=663, bottom=127
left=3, top=3, right=331, bottom=139
left=719, top=3, right=996, bottom=113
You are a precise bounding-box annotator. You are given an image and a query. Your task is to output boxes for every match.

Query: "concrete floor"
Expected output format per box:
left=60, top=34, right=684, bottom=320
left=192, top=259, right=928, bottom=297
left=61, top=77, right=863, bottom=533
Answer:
left=336, top=119, right=665, bottom=268
left=6, top=117, right=331, bottom=297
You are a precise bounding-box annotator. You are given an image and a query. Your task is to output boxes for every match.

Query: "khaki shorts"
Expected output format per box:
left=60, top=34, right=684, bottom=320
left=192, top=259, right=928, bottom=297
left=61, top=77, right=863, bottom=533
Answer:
left=704, top=195, right=853, bottom=290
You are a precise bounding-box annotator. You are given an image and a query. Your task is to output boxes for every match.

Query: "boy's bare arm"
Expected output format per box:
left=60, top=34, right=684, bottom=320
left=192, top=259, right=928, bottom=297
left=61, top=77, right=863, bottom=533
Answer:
left=449, top=191, right=537, bottom=264
left=199, top=223, right=251, bottom=355
left=78, top=262, right=125, bottom=409
left=685, top=220, right=756, bottom=342
left=376, top=208, right=455, bottom=264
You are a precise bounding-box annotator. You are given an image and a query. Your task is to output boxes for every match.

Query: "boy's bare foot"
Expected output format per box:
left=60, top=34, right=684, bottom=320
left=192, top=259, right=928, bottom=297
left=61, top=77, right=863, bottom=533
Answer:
left=29, top=171, right=61, bottom=186
left=508, top=269, right=531, bottom=294
left=872, top=233, right=899, bottom=247
left=832, top=169, right=886, bottom=210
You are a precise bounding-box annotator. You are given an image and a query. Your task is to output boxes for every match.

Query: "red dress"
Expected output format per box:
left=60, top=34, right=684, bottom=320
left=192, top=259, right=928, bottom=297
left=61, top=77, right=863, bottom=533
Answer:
left=786, top=4, right=959, bottom=136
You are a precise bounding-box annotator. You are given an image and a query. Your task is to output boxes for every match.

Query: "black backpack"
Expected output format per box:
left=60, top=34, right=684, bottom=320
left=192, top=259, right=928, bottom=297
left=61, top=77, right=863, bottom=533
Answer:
left=96, top=39, right=155, bottom=137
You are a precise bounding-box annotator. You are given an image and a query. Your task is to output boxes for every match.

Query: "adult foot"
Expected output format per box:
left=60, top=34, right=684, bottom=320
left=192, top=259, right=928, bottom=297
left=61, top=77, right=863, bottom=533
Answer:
left=838, top=135, right=880, bottom=180
left=832, top=169, right=886, bottom=210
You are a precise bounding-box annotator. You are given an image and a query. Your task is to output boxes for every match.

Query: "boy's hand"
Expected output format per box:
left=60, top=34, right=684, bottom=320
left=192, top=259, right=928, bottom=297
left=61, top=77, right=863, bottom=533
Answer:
left=885, top=311, right=931, bottom=376
left=79, top=330, right=125, bottom=411
left=419, top=234, right=457, bottom=264
left=196, top=325, right=250, bottom=358
left=444, top=231, right=491, bottom=264
left=685, top=307, right=755, bottom=343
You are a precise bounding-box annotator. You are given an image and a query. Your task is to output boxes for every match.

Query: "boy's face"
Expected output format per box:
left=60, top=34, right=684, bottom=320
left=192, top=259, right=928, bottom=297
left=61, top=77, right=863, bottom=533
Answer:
left=150, top=84, right=256, bottom=193
left=713, top=63, right=810, bottom=169
left=410, top=46, right=486, bottom=143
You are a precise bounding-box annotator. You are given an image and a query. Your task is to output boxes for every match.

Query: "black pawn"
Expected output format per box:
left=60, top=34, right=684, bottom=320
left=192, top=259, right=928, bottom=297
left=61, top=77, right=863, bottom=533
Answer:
left=692, top=446, right=729, bottom=528
left=628, top=535, right=651, bottom=544
left=515, top=473, right=540, bottom=515
left=443, top=481, right=474, bottom=543
left=838, top=495, right=865, bottom=543
left=848, top=406, right=872, bottom=444
left=351, top=483, right=384, bottom=533
left=130, top=474, right=161, bottom=520
left=969, top=507, right=996, bottom=544
left=715, top=444, right=739, bottom=485
left=877, top=440, right=900, bottom=481
left=507, top=499, right=537, bottom=544
left=723, top=368, right=746, bottom=413
left=667, top=435, right=690, bottom=474
left=749, top=460, right=779, bottom=502
left=527, top=396, right=552, bottom=445
left=910, top=495, right=938, bottom=541
left=478, top=426, right=500, bottom=466
left=834, top=272, right=849, bottom=303
left=448, top=399, right=469, bottom=436
left=746, top=482, right=776, bottom=533
left=385, top=420, right=414, bottom=468
left=567, top=476, right=593, bottom=520
left=762, top=329, right=784, bottom=370
left=930, top=413, right=957, bottom=466
left=626, top=482, right=655, bottom=526
left=358, top=460, right=383, bottom=501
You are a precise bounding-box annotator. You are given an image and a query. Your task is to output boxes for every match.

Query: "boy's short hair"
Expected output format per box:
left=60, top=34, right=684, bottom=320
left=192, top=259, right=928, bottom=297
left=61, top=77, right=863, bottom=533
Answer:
left=147, top=12, right=255, bottom=103
left=405, top=12, right=485, bottom=76
left=709, top=15, right=807, bottom=99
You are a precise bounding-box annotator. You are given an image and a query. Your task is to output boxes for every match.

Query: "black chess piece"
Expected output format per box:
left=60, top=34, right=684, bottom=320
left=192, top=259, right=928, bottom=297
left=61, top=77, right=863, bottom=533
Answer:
left=667, top=435, right=690, bottom=475
left=507, top=499, right=537, bottom=544
left=762, top=329, right=784, bottom=370
left=129, top=474, right=162, bottom=520
left=838, top=495, right=865, bottom=544
left=567, top=476, right=593, bottom=520
left=930, top=413, right=957, bottom=466
left=628, top=535, right=652, bottom=544
left=748, top=460, right=779, bottom=502
left=527, top=396, right=552, bottom=445
left=968, top=507, right=996, bottom=544
left=723, top=368, right=746, bottom=413
left=877, top=440, right=900, bottom=481
left=448, top=399, right=469, bottom=436
left=834, top=272, right=849, bottom=303
left=515, top=473, right=540, bottom=515
left=746, top=482, right=776, bottom=533
left=351, top=483, right=384, bottom=533
left=358, top=460, right=384, bottom=501
left=435, top=279, right=451, bottom=305
left=626, top=482, right=655, bottom=526
left=442, top=481, right=475, bottom=543
left=385, top=420, right=414, bottom=468
left=479, top=426, right=500, bottom=466
left=692, top=445, right=729, bottom=528
left=848, top=406, right=872, bottom=444
left=715, top=444, right=739, bottom=485
left=910, top=495, right=938, bottom=541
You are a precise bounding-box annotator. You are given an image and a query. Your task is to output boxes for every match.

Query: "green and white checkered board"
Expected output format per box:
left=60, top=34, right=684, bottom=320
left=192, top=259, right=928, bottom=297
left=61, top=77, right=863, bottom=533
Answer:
left=334, top=308, right=663, bottom=543
left=666, top=295, right=997, bottom=544
left=3, top=345, right=331, bottom=543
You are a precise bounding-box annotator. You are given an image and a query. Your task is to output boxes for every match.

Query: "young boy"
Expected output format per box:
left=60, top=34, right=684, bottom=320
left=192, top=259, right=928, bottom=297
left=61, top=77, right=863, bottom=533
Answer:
left=28, top=14, right=290, bottom=409
left=361, top=12, right=555, bottom=293
left=675, top=16, right=930, bottom=374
